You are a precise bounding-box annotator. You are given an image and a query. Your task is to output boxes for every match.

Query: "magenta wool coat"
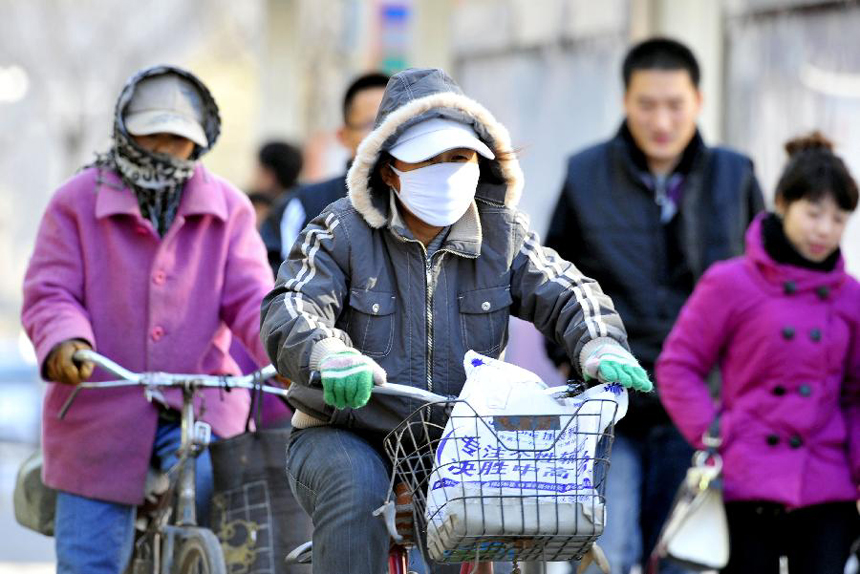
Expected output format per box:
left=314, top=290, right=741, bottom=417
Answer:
left=657, top=215, right=860, bottom=508
left=22, top=165, right=274, bottom=505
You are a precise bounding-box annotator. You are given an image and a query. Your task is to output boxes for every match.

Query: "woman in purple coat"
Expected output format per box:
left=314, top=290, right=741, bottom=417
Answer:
left=22, top=66, right=274, bottom=573
left=657, top=133, right=859, bottom=573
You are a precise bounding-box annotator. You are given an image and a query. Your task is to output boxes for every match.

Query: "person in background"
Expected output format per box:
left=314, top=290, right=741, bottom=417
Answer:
left=22, top=65, right=274, bottom=574
left=263, top=71, right=389, bottom=270
left=250, top=140, right=304, bottom=201
left=544, top=38, right=764, bottom=574
left=657, top=132, right=860, bottom=573
left=252, top=140, right=304, bottom=266
left=249, top=191, right=274, bottom=229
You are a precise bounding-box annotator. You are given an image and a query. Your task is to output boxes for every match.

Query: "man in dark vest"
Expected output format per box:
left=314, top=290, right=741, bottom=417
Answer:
left=545, top=38, right=764, bottom=574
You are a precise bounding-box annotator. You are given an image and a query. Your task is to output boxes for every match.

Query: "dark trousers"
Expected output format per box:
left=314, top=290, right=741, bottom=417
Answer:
left=723, top=500, right=859, bottom=574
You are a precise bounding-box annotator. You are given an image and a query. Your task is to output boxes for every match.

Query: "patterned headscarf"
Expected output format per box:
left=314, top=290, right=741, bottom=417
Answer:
left=91, top=65, right=221, bottom=236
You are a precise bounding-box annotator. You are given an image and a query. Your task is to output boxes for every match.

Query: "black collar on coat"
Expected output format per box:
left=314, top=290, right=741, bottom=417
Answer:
left=615, top=121, right=706, bottom=182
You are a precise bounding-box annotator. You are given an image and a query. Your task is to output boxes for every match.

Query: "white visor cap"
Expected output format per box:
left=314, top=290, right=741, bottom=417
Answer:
left=388, top=118, right=495, bottom=163
left=124, top=74, right=209, bottom=148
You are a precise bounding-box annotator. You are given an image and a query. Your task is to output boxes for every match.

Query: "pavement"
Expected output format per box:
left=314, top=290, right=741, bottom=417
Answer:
left=0, top=441, right=54, bottom=572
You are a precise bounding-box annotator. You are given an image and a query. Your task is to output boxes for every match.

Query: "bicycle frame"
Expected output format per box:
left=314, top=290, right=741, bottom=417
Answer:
left=175, top=382, right=201, bottom=527
left=61, top=350, right=282, bottom=574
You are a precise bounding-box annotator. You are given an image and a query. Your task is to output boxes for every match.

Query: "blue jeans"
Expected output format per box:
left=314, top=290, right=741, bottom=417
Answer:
left=579, top=423, right=694, bottom=574
left=287, top=426, right=392, bottom=574
left=287, top=427, right=467, bottom=574
left=55, top=417, right=216, bottom=574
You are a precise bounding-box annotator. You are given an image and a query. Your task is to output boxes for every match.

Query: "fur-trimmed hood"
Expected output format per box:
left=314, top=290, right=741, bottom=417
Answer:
left=347, top=68, right=524, bottom=228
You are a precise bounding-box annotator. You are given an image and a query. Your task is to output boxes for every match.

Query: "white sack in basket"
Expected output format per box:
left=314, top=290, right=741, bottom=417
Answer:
left=424, top=351, right=627, bottom=562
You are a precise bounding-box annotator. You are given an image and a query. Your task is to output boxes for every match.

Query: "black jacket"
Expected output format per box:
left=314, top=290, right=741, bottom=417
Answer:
left=546, top=124, right=764, bottom=430
left=261, top=174, right=348, bottom=275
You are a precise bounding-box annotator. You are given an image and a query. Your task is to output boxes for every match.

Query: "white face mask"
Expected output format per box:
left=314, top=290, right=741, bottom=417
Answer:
left=391, top=161, right=480, bottom=227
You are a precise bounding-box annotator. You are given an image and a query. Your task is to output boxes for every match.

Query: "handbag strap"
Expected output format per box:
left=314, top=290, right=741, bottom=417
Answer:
left=243, top=370, right=266, bottom=433
left=703, top=416, right=721, bottom=451
left=694, top=415, right=724, bottom=481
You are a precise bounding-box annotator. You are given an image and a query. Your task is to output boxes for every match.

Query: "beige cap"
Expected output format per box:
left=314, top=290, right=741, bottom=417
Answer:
left=124, top=74, right=208, bottom=147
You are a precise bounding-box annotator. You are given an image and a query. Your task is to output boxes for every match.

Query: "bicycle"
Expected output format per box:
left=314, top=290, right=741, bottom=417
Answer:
left=60, top=349, right=283, bottom=574
left=286, top=374, right=621, bottom=574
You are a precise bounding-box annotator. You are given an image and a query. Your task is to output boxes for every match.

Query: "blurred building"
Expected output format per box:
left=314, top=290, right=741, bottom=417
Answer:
left=1, top=0, right=859, bottom=342
left=0, top=0, right=858, bottom=566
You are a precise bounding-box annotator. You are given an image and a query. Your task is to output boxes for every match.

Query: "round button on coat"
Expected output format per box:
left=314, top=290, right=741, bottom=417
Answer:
left=809, top=328, right=821, bottom=342
left=781, top=327, right=795, bottom=340
left=783, top=281, right=797, bottom=294
left=815, top=286, right=830, bottom=299
left=150, top=326, right=165, bottom=341
left=766, top=434, right=780, bottom=446
left=481, top=301, right=491, bottom=311
left=798, top=384, right=812, bottom=397
left=772, top=385, right=786, bottom=396
left=789, top=435, right=803, bottom=449
left=371, top=303, right=380, bottom=314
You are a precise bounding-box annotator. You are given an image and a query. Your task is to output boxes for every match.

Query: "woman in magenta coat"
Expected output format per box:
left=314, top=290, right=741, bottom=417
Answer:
left=22, top=65, right=274, bottom=573
left=656, top=133, right=859, bottom=573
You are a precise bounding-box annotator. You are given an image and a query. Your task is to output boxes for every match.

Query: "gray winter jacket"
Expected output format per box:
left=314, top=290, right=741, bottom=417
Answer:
left=260, top=68, right=629, bottom=434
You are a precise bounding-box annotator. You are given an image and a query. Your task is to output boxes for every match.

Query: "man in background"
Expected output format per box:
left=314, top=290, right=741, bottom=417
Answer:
left=264, top=71, right=389, bottom=271
left=250, top=140, right=304, bottom=201
left=545, top=38, right=763, bottom=573
left=251, top=141, right=303, bottom=265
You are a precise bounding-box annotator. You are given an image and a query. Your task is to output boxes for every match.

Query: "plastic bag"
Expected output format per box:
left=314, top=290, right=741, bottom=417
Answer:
left=424, top=352, right=627, bottom=562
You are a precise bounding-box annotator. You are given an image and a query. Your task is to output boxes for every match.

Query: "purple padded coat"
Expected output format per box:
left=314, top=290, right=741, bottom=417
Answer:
left=657, top=214, right=860, bottom=508
left=22, top=165, right=274, bottom=505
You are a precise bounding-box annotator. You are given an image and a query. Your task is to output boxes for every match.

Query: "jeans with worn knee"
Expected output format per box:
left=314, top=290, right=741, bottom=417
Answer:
left=578, top=423, right=694, bottom=574
left=55, top=417, right=216, bottom=574
left=287, top=426, right=468, bottom=574
left=287, top=426, right=392, bottom=574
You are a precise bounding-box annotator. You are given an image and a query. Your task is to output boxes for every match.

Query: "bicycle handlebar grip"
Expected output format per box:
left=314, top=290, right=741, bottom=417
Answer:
left=71, top=349, right=140, bottom=381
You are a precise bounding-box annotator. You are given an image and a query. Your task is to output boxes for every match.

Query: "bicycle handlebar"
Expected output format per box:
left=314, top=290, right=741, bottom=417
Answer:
left=73, top=349, right=278, bottom=388
left=373, top=382, right=577, bottom=403
left=58, top=350, right=285, bottom=420
left=372, top=383, right=450, bottom=403
left=309, top=370, right=585, bottom=404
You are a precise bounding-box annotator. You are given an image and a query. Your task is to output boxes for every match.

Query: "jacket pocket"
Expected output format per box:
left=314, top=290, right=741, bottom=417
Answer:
left=459, top=286, right=513, bottom=355
left=346, top=289, right=396, bottom=357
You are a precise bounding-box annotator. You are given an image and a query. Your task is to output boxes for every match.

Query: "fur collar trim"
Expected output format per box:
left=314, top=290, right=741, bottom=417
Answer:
left=347, top=92, right=524, bottom=228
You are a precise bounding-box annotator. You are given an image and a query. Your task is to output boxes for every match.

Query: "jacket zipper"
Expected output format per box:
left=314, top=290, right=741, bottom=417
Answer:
left=413, top=242, right=451, bottom=395
left=399, top=233, right=458, bottom=395
left=424, top=255, right=434, bottom=395
left=426, top=248, right=460, bottom=396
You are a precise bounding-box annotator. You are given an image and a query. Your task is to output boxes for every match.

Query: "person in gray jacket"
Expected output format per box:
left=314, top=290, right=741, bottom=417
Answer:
left=261, top=67, right=651, bottom=573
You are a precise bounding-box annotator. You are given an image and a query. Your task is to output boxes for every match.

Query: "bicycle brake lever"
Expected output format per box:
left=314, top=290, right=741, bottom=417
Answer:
left=372, top=500, right=403, bottom=543
left=57, top=386, right=83, bottom=420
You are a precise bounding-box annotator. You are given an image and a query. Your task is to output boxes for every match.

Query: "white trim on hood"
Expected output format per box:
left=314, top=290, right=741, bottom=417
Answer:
left=347, top=92, right=525, bottom=229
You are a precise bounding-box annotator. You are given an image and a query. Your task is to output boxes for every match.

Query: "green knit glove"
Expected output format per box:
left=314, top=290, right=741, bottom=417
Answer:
left=584, top=344, right=653, bottom=392
left=319, top=348, right=387, bottom=409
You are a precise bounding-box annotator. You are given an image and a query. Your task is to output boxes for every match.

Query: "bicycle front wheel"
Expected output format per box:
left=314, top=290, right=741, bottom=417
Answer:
left=172, top=527, right=226, bottom=574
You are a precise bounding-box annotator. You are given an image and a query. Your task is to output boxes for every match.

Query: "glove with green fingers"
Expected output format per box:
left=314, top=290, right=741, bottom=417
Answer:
left=318, top=348, right=387, bottom=409
left=583, top=343, right=653, bottom=392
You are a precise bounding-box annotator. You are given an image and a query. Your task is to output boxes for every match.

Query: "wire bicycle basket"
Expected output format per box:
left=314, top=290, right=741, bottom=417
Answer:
left=383, top=391, right=619, bottom=565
